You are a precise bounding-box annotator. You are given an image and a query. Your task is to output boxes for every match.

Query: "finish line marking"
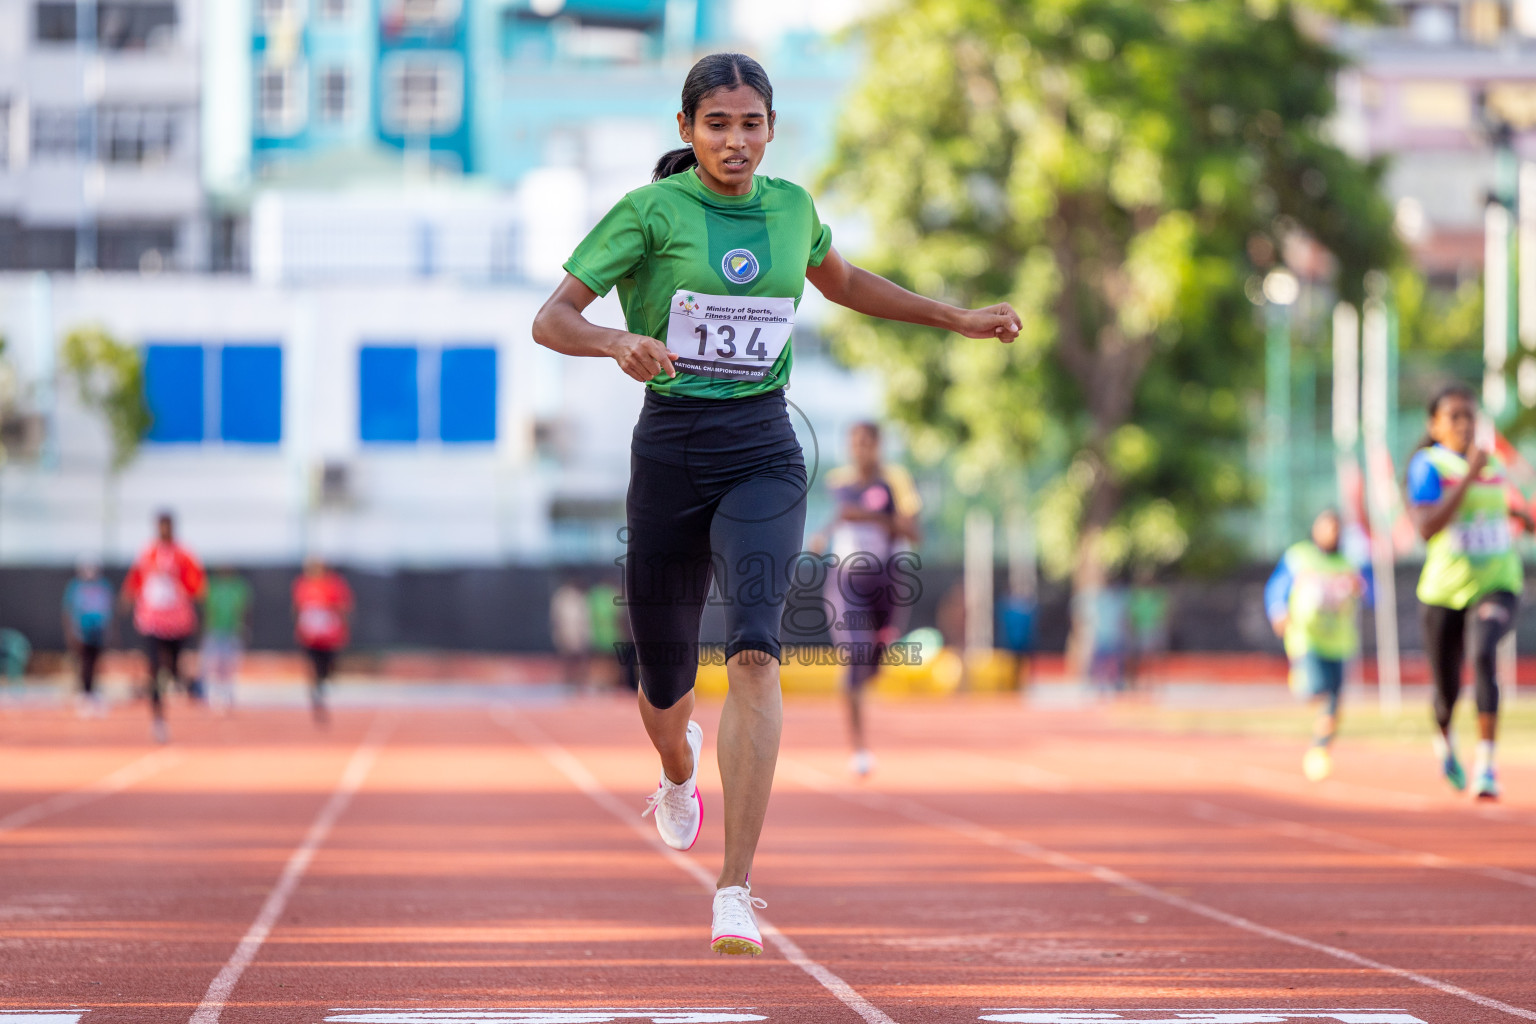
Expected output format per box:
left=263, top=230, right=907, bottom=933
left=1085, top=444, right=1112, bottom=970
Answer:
left=325, top=1011, right=768, bottom=1023
left=493, top=709, right=899, bottom=1024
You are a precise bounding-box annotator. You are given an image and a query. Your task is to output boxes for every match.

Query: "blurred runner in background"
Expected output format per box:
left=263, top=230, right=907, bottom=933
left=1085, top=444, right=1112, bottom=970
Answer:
left=550, top=576, right=591, bottom=690
left=1265, top=508, right=1370, bottom=782
left=200, top=567, right=253, bottom=713
left=1125, top=574, right=1170, bottom=689
left=810, top=421, right=921, bottom=777
left=62, top=558, right=114, bottom=716
left=588, top=577, right=623, bottom=691
left=122, top=511, right=205, bottom=743
left=1405, top=383, right=1531, bottom=801
left=292, top=558, right=352, bottom=725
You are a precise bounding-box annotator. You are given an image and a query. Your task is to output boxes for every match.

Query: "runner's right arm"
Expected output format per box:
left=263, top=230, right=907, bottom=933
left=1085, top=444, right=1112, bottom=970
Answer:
left=532, top=276, right=678, bottom=383
left=1407, top=447, right=1486, bottom=540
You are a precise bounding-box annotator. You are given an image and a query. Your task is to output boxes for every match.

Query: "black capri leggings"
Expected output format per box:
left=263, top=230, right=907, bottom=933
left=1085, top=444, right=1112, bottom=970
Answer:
left=624, top=389, right=809, bottom=710
left=1421, top=590, right=1518, bottom=729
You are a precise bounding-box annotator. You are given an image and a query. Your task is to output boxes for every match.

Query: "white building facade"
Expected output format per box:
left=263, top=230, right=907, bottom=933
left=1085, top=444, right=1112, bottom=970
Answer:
left=0, top=0, right=209, bottom=271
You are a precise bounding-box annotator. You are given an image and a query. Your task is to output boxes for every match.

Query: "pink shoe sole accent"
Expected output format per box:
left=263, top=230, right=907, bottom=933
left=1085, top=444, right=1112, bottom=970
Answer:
left=682, top=787, right=703, bottom=851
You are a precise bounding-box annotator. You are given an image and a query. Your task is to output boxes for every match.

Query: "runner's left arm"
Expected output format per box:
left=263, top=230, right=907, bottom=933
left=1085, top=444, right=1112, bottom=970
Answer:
left=806, top=247, right=1020, bottom=342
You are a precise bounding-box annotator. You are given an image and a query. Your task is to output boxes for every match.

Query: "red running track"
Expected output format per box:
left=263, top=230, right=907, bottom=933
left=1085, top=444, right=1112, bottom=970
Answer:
left=1, top=695, right=1533, bottom=1024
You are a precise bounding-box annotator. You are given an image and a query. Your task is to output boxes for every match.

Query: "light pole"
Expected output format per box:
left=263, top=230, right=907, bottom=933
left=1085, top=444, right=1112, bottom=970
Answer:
left=1263, top=268, right=1299, bottom=556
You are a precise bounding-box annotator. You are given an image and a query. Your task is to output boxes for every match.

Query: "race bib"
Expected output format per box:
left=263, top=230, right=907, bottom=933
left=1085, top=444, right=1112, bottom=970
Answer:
left=143, top=572, right=180, bottom=610
left=665, top=291, right=795, bottom=383
left=299, top=607, right=340, bottom=635
left=1450, top=518, right=1512, bottom=557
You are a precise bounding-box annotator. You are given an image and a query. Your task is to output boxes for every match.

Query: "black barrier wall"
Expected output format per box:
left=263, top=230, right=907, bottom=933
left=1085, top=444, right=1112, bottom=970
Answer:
left=3, top=562, right=1534, bottom=656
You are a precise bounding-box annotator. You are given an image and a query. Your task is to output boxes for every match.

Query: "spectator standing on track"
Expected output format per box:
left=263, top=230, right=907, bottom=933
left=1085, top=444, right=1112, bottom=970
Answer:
left=62, top=558, right=114, bottom=716
left=1264, top=508, right=1370, bottom=782
left=550, top=576, right=592, bottom=691
left=587, top=578, right=623, bottom=691
left=122, top=511, right=205, bottom=743
left=292, top=557, right=352, bottom=726
left=200, top=567, right=253, bottom=713
left=808, top=420, right=922, bottom=778
left=532, top=51, right=1018, bottom=955
left=1405, top=383, right=1531, bottom=801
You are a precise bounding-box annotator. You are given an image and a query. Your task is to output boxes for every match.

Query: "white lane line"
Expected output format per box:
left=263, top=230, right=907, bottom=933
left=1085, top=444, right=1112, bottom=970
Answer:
left=188, top=715, right=393, bottom=1024
left=780, top=760, right=1536, bottom=1023
left=1184, top=799, right=1536, bottom=891
left=0, top=750, right=183, bottom=835
left=953, top=747, right=1536, bottom=893
left=0, top=1013, right=90, bottom=1024
left=492, top=709, right=899, bottom=1024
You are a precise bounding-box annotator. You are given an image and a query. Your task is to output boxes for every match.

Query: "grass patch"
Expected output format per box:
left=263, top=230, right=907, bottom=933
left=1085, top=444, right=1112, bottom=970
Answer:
left=1109, top=698, right=1536, bottom=765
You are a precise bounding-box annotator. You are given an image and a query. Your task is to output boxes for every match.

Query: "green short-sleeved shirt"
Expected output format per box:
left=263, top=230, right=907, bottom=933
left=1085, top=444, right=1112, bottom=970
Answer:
left=562, top=169, right=833, bottom=400
left=204, top=575, right=252, bottom=637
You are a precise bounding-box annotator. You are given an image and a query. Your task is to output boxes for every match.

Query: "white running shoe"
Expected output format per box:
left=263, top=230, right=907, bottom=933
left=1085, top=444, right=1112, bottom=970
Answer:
left=849, top=749, right=874, bottom=777
left=641, top=720, right=703, bottom=851
left=711, top=884, right=767, bottom=956
left=151, top=719, right=170, bottom=744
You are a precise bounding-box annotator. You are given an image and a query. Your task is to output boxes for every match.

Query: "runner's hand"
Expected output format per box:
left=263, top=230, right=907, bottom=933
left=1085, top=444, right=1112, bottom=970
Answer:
left=1467, top=446, right=1490, bottom=478
left=956, top=304, right=1022, bottom=343
left=613, top=334, right=679, bottom=382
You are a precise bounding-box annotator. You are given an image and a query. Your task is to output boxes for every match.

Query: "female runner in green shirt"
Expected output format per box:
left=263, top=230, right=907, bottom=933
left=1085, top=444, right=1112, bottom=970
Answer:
left=1406, top=383, right=1532, bottom=800
left=532, top=52, right=1020, bottom=955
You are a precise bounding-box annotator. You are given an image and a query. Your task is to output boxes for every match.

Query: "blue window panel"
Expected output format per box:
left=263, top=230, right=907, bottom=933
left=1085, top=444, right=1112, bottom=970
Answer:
left=144, top=344, right=205, bottom=443
left=220, top=345, right=283, bottom=444
left=359, top=345, right=419, bottom=443
left=439, top=346, right=497, bottom=444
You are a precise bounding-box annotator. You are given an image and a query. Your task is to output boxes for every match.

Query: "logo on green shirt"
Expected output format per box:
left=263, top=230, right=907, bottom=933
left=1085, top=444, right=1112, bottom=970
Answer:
left=722, top=247, right=760, bottom=284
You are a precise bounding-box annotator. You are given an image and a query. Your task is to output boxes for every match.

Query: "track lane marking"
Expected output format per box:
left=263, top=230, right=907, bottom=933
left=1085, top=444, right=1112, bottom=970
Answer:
left=492, top=708, right=900, bottom=1024
left=944, top=746, right=1536, bottom=891
left=188, top=714, right=393, bottom=1024
left=0, top=749, right=182, bottom=835
left=780, top=759, right=1536, bottom=1023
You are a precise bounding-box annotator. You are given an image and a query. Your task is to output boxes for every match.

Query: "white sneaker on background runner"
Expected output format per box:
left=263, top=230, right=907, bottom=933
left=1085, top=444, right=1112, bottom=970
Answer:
left=711, top=883, right=767, bottom=956
left=641, top=720, right=703, bottom=850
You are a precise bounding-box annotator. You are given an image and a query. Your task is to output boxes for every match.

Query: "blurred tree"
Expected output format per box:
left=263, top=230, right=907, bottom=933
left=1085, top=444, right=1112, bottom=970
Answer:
left=823, top=0, right=1400, bottom=671
left=61, top=325, right=153, bottom=557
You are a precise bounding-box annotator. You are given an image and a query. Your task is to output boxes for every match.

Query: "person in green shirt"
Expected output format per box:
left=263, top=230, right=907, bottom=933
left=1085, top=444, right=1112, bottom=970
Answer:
left=1406, top=383, right=1532, bottom=801
left=1265, top=508, right=1371, bottom=782
left=532, top=51, right=1020, bottom=956
left=200, top=567, right=252, bottom=713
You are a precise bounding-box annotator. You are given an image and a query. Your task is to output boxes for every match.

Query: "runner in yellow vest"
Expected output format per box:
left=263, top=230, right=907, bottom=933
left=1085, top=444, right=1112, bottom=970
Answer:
left=1265, top=508, right=1370, bottom=782
left=1406, top=384, right=1533, bottom=801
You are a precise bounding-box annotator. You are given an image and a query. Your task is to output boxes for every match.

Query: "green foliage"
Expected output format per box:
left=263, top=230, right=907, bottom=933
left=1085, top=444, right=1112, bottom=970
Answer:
left=823, top=0, right=1400, bottom=581
left=60, top=325, right=152, bottom=472
left=1394, top=269, right=1482, bottom=354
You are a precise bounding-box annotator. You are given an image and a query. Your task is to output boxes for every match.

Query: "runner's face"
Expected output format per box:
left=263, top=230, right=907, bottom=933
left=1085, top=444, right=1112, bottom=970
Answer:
left=679, top=86, right=773, bottom=196
left=850, top=427, right=880, bottom=475
left=1430, top=395, right=1476, bottom=454
left=1312, top=514, right=1340, bottom=553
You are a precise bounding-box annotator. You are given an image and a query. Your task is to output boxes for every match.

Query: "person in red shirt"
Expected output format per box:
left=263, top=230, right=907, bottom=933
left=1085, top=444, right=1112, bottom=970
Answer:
left=292, top=557, right=353, bottom=724
left=121, top=511, right=206, bottom=742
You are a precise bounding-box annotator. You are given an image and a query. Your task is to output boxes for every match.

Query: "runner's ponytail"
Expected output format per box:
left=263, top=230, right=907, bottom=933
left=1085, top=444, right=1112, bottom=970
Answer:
left=652, top=147, right=698, bottom=181
left=652, top=52, right=774, bottom=183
